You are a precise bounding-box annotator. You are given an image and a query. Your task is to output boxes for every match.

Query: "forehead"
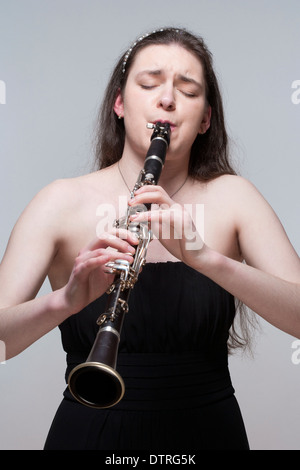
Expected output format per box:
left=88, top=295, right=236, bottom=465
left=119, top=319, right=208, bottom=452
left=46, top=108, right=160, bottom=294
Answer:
left=129, top=44, right=204, bottom=78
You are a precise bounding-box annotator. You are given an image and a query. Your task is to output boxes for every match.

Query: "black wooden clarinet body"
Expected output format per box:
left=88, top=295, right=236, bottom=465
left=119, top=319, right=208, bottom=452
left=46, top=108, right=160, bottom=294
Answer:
left=68, top=122, right=171, bottom=408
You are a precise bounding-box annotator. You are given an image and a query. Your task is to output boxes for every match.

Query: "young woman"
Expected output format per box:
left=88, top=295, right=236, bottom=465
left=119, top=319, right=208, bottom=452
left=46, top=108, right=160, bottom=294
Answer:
left=0, top=28, right=299, bottom=450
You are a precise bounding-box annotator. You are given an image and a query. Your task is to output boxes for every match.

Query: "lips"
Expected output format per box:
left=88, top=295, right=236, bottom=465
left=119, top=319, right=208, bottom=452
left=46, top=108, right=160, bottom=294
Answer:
left=152, top=120, right=176, bottom=132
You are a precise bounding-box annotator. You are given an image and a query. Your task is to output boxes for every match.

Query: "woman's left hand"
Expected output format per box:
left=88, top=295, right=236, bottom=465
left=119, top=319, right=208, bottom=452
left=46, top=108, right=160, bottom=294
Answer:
left=128, top=185, right=206, bottom=269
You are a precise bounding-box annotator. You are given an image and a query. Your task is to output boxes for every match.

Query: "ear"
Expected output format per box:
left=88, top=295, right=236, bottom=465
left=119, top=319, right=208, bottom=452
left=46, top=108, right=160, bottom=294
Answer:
left=199, top=105, right=211, bottom=134
left=113, top=89, right=124, bottom=118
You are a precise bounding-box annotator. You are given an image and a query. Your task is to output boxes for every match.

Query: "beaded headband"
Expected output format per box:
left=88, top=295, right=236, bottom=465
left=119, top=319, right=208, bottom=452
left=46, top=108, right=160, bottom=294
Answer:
left=121, top=28, right=182, bottom=73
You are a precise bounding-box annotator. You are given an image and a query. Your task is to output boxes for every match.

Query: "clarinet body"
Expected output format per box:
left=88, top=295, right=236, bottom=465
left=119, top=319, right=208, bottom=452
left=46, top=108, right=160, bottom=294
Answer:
left=68, top=122, right=171, bottom=409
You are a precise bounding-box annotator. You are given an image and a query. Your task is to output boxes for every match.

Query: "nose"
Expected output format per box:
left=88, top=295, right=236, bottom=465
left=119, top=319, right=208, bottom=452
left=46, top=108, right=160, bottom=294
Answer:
left=158, top=85, right=176, bottom=111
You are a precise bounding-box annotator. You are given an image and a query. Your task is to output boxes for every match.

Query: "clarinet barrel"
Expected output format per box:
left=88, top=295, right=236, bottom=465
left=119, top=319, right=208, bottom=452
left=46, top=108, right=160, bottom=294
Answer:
left=68, top=122, right=170, bottom=408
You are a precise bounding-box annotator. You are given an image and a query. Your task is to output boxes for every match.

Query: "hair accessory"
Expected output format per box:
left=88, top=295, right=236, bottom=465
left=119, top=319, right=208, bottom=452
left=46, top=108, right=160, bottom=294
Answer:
left=122, top=28, right=180, bottom=73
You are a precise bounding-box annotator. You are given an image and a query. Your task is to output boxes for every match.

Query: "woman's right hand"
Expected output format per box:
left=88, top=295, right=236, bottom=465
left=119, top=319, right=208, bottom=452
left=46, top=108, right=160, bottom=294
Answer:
left=63, top=229, right=138, bottom=315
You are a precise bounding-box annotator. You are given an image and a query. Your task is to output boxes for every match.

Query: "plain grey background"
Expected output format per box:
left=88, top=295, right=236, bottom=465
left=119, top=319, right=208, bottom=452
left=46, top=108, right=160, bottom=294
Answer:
left=0, top=0, right=299, bottom=450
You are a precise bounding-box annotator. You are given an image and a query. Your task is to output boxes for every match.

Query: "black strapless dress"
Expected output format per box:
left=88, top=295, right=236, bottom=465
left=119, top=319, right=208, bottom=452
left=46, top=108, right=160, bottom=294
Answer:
left=44, top=262, right=249, bottom=450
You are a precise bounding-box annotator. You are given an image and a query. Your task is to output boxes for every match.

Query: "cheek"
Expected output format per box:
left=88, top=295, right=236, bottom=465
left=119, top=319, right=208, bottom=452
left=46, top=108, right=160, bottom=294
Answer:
left=124, top=95, right=146, bottom=125
left=188, top=103, right=208, bottom=132
left=182, top=110, right=202, bottom=137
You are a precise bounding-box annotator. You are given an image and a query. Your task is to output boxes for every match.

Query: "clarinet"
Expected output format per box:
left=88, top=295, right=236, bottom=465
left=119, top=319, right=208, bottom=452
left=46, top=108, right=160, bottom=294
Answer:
left=68, top=122, right=171, bottom=408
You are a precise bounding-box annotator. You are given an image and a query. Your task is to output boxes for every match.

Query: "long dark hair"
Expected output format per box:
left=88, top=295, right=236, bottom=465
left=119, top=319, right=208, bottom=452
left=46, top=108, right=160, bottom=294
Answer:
left=94, top=27, right=236, bottom=181
left=94, top=27, right=257, bottom=352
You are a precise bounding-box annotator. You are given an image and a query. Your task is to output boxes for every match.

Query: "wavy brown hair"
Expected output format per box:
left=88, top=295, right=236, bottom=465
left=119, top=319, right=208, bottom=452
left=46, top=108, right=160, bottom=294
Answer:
left=93, top=27, right=258, bottom=352
left=94, top=27, right=236, bottom=181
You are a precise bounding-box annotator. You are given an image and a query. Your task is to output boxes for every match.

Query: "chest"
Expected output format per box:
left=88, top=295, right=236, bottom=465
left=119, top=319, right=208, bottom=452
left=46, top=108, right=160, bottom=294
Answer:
left=48, top=194, right=240, bottom=289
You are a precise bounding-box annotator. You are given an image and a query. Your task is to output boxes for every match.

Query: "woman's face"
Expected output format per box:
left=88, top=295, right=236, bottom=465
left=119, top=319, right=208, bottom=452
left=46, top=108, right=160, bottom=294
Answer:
left=114, top=43, right=211, bottom=163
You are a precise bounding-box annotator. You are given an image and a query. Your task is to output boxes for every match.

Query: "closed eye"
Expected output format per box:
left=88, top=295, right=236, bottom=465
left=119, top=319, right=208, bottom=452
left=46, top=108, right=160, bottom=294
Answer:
left=141, top=85, right=197, bottom=97
left=140, top=84, right=156, bottom=90
left=179, top=90, right=197, bottom=98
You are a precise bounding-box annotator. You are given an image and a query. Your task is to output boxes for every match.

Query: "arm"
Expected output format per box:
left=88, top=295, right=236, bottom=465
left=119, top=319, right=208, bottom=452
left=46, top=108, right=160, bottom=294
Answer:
left=0, top=180, right=137, bottom=359
left=0, top=181, right=66, bottom=359
left=200, top=248, right=300, bottom=338
left=129, top=177, right=300, bottom=338
left=203, top=177, right=300, bottom=338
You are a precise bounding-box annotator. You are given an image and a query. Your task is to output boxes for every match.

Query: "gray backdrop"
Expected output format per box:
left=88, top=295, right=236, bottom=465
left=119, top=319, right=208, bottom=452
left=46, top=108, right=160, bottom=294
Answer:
left=0, top=0, right=299, bottom=450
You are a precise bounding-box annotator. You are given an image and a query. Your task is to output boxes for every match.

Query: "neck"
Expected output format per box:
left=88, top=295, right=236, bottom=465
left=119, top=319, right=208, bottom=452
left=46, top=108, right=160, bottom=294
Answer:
left=118, top=144, right=190, bottom=197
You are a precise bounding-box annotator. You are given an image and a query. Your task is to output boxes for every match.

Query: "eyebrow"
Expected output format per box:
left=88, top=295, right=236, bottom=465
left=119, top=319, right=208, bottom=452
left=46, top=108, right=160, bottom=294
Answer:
left=136, top=70, right=162, bottom=78
left=177, top=74, right=203, bottom=89
left=136, top=70, right=203, bottom=90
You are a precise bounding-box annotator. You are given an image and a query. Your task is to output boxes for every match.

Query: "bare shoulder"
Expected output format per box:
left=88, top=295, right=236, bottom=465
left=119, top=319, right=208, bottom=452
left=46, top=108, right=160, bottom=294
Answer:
left=205, top=174, right=273, bottom=212
left=207, top=174, right=262, bottom=197
left=27, top=168, right=113, bottom=211
left=24, top=177, right=83, bottom=209
left=214, top=176, right=299, bottom=278
left=31, top=173, right=98, bottom=203
left=0, top=169, right=118, bottom=304
left=0, top=177, right=85, bottom=304
left=202, top=173, right=283, bottom=235
left=8, top=172, right=105, bottom=244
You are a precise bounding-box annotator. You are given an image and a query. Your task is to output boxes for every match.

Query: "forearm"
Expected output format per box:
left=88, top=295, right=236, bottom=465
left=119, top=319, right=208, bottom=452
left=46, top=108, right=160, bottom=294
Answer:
left=198, top=247, right=300, bottom=338
left=0, top=288, right=71, bottom=360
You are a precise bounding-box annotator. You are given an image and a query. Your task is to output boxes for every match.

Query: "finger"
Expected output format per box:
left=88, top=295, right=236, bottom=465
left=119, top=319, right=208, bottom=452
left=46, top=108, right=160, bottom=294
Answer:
left=76, top=247, right=131, bottom=264
left=74, top=251, right=134, bottom=281
left=130, top=207, right=191, bottom=242
left=129, top=210, right=171, bottom=241
left=112, top=228, right=140, bottom=245
left=86, top=231, right=138, bottom=254
left=73, top=252, right=111, bottom=280
left=129, top=194, right=170, bottom=208
left=129, top=205, right=179, bottom=224
left=134, top=185, right=165, bottom=195
left=100, top=228, right=140, bottom=247
left=129, top=186, right=172, bottom=207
